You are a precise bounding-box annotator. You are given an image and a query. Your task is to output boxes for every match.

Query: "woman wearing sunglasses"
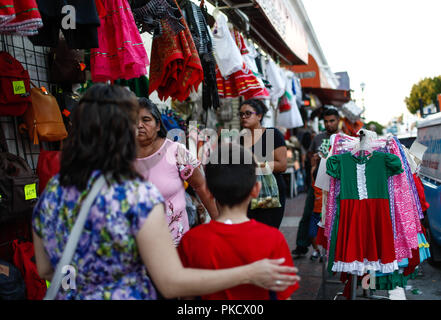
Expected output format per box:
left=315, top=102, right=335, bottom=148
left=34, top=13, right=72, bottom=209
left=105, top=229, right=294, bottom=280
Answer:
left=238, top=99, right=288, bottom=229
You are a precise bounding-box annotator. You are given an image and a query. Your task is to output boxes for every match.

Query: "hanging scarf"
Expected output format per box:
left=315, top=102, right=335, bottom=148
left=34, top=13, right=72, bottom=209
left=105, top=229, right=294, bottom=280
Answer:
left=179, top=0, right=219, bottom=110
left=148, top=0, right=203, bottom=102
left=132, top=0, right=184, bottom=36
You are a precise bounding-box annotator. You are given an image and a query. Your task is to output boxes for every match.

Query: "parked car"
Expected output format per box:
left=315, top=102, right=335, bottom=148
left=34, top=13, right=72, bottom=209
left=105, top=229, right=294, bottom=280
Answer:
left=417, top=112, right=441, bottom=263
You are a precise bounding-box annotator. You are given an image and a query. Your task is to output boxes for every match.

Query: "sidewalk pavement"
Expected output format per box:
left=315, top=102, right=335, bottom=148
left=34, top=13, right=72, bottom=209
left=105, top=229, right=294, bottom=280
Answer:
left=280, top=192, right=334, bottom=300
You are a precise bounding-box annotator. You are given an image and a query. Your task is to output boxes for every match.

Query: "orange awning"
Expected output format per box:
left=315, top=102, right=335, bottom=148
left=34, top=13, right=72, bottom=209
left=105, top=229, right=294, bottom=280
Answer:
left=286, top=54, right=330, bottom=88
left=285, top=54, right=351, bottom=106
left=304, top=87, right=351, bottom=107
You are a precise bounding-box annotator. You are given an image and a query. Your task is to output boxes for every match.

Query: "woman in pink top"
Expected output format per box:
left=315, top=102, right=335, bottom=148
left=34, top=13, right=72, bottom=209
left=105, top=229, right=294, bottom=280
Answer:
left=135, top=98, right=219, bottom=246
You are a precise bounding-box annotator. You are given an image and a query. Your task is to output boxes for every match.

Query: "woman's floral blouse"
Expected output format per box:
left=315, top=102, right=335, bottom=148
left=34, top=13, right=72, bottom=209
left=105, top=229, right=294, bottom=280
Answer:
left=33, top=171, right=164, bottom=300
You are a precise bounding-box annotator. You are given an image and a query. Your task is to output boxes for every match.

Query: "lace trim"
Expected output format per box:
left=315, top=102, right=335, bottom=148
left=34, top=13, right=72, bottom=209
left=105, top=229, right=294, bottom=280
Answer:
left=356, top=164, right=368, bottom=200
left=332, top=259, right=399, bottom=276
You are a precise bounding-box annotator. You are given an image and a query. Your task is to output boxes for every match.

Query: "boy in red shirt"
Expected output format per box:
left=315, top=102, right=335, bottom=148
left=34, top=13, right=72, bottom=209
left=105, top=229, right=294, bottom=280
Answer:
left=178, top=144, right=300, bottom=300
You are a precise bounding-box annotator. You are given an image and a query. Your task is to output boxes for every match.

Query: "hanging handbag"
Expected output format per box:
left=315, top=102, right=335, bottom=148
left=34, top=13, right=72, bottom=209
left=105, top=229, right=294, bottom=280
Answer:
left=36, top=147, right=61, bottom=195
left=0, top=126, right=39, bottom=223
left=44, top=175, right=107, bottom=300
left=0, top=51, right=32, bottom=117
left=12, top=240, right=47, bottom=300
left=19, top=82, right=68, bottom=145
left=48, top=40, right=86, bottom=84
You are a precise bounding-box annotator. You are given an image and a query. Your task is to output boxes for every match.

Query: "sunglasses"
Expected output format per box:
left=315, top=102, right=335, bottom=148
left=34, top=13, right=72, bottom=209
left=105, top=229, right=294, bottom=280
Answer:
left=238, top=111, right=257, bottom=119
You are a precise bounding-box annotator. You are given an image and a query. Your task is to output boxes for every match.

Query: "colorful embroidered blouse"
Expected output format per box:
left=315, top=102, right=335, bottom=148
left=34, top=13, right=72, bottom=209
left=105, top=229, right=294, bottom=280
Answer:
left=135, top=139, right=201, bottom=246
left=32, top=171, right=164, bottom=300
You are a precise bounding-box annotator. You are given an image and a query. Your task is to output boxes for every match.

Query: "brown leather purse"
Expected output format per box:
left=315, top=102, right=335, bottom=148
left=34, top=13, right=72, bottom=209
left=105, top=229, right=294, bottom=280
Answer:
left=20, top=82, right=68, bottom=144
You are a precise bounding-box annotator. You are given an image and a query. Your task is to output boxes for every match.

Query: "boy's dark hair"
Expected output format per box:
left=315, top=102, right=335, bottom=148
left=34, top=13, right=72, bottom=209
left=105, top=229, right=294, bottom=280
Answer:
left=205, top=144, right=257, bottom=207
left=323, top=107, right=340, bottom=118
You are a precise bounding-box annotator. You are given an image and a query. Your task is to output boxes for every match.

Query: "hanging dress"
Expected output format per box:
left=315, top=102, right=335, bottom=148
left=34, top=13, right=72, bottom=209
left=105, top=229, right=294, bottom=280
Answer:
left=212, top=15, right=265, bottom=100
left=386, top=138, right=421, bottom=261
left=326, top=151, right=404, bottom=276
left=0, top=0, right=42, bottom=36
left=276, top=70, right=303, bottom=129
left=265, top=59, right=286, bottom=106
left=147, top=0, right=204, bottom=102
left=90, top=0, right=149, bottom=82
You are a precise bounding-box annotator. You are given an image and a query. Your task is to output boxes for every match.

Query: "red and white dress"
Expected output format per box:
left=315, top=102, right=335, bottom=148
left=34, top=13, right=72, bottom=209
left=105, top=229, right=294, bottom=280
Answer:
left=212, top=14, right=266, bottom=100
left=326, top=151, right=404, bottom=275
left=0, top=0, right=42, bottom=36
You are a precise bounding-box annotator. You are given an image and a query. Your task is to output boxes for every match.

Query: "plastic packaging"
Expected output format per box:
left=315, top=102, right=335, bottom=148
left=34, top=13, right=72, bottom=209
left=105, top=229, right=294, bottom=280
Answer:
left=250, top=163, right=281, bottom=210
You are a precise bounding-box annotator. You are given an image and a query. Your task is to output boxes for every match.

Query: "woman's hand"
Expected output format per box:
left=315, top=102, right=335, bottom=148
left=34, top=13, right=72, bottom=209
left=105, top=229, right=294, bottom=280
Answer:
left=247, top=258, right=300, bottom=292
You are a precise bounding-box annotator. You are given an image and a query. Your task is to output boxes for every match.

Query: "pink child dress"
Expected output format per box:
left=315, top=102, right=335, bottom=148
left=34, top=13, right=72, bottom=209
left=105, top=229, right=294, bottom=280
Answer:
left=91, top=0, right=149, bottom=82
left=135, top=139, right=201, bottom=246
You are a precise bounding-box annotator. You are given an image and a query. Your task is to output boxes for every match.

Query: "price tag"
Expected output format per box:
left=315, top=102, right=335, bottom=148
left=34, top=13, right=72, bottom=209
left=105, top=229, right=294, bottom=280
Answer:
left=24, top=183, right=37, bottom=200
left=13, top=81, right=26, bottom=95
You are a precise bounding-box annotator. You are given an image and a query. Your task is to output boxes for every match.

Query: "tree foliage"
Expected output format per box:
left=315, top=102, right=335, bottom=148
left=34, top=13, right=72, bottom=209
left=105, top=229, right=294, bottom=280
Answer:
left=365, top=121, right=385, bottom=136
left=405, top=76, right=441, bottom=114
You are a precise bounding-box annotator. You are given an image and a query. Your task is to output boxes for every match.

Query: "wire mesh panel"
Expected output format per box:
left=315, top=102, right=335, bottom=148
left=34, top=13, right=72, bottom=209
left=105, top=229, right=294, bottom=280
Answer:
left=0, top=34, right=51, bottom=172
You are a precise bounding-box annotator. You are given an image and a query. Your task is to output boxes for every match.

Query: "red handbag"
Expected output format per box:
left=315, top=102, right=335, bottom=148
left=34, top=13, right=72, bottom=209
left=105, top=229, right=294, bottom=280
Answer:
left=0, top=51, right=32, bottom=116
left=12, top=240, right=47, bottom=300
left=36, top=148, right=61, bottom=194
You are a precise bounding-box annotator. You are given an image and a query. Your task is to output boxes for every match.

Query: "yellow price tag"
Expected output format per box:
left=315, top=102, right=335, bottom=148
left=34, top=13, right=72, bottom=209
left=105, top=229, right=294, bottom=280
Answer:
left=13, top=81, right=26, bottom=95
left=24, top=183, right=37, bottom=200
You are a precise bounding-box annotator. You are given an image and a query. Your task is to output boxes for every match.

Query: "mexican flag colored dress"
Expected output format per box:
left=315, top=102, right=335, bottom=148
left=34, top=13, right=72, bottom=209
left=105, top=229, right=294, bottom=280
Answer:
left=326, top=151, right=404, bottom=276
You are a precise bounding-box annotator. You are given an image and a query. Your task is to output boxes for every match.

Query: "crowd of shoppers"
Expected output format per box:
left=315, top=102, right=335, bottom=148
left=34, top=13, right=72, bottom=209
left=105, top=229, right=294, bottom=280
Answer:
left=32, top=84, right=299, bottom=300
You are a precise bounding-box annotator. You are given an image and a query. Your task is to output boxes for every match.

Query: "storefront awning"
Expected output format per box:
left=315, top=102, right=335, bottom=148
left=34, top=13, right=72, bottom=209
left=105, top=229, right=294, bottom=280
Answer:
left=287, top=54, right=331, bottom=88
left=303, top=87, right=351, bottom=107
left=285, top=54, right=351, bottom=106
left=209, top=0, right=308, bottom=65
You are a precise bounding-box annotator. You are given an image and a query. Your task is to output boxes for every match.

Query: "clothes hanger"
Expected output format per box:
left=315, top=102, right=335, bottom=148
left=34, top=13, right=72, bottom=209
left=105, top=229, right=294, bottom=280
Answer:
left=212, top=1, right=220, bottom=19
left=351, top=129, right=375, bottom=156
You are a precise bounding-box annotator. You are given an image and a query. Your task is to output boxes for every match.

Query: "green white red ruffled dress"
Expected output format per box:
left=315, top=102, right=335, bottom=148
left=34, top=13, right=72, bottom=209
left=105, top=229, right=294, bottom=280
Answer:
left=326, top=151, right=404, bottom=276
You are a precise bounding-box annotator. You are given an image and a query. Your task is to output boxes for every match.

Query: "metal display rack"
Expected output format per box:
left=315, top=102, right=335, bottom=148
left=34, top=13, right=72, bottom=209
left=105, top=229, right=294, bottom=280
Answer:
left=0, top=34, right=51, bottom=172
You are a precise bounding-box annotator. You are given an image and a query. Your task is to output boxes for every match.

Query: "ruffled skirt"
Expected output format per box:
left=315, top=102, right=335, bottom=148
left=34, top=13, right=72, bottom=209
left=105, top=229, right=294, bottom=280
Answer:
left=0, top=0, right=42, bottom=35
left=216, top=63, right=267, bottom=100
left=91, top=0, right=149, bottom=82
left=332, top=198, right=398, bottom=276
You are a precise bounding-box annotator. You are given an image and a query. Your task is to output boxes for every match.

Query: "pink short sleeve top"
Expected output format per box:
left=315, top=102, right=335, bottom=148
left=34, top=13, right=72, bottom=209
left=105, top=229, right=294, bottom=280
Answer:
left=135, top=139, right=201, bottom=246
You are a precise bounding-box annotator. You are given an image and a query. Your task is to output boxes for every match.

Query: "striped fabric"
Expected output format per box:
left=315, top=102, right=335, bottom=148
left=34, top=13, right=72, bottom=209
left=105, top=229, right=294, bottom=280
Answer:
left=0, top=0, right=42, bottom=36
